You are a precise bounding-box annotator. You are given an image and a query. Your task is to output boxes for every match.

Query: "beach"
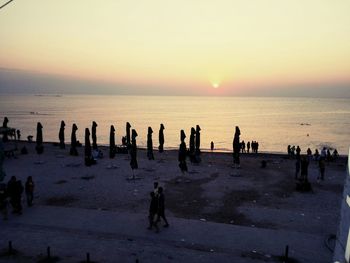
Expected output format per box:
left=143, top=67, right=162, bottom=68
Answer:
left=0, top=141, right=347, bottom=262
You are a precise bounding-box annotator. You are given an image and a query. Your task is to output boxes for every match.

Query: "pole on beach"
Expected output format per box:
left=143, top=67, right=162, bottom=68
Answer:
left=86, top=252, right=90, bottom=263
left=283, top=245, right=289, bottom=262
left=47, top=246, right=51, bottom=258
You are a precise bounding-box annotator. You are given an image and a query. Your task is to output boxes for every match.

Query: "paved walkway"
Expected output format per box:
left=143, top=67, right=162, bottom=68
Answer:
left=0, top=205, right=332, bottom=262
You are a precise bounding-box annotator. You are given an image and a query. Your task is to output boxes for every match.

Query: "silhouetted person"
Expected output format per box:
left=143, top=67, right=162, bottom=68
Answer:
left=16, top=130, right=21, bottom=141
left=35, top=122, right=44, bottom=154
left=210, top=141, right=214, bottom=151
left=147, top=127, right=154, bottom=160
left=314, top=149, right=320, bottom=161
left=84, top=128, right=95, bottom=166
left=189, top=127, right=196, bottom=163
left=70, top=124, right=78, bottom=156
left=147, top=191, right=159, bottom=232
left=126, top=122, right=131, bottom=148
left=287, top=145, right=291, bottom=156
left=241, top=140, right=245, bottom=153
left=326, top=149, right=332, bottom=162
left=296, top=146, right=301, bottom=160
left=233, top=126, right=241, bottom=168
left=300, top=156, right=309, bottom=182
left=158, top=124, right=165, bottom=153
left=2, top=117, right=8, bottom=128
left=155, top=187, right=169, bottom=228
left=92, top=121, right=98, bottom=150
left=247, top=141, right=250, bottom=153
left=59, top=120, right=65, bottom=149
left=0, top=182, right=8, bottom=220
left=25, top=176, right=34, bottom=206
left=318, top=158, right=325, bottom=181
left=109, top=125, right=116, bottom=159
left=130, top=129, right=138, bottom=170
left=195, top=125, right=201, bottom=155
left=332, top=149, right=339, bottom=161
left=14, top=180, right=23, bottom=214
left=7, top=176, right=16, bottom=213
left=2, top=117, right=9, bottom=142
left=178, top=130, right=188, bottom=173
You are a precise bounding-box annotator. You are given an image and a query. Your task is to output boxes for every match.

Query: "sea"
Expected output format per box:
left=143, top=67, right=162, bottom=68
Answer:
left=1, top=94, right=349, bottom=155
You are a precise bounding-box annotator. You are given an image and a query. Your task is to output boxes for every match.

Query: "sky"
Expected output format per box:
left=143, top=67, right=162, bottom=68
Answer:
left=0, top=0, right=350, bottom=96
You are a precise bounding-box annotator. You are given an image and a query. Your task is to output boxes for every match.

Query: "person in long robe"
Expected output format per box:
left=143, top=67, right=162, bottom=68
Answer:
left=70, top=124, right=78, bottom=156
left=189, top=127, right=196, bottom=163
left=126, top=122, right=131, bottom=149
left=2, top=117, right=9, bottom=142
left=233, top=126, right=241, bottom=168
left=195, top=125, right=201, bottom=155
left=109, top=125, right=116, bottom=159
left=178, top=130, right=188, bottom=173
left=35, top=122, right=44, bottom=154
left=59, top=120, right=65, bottom=149
left=84, top=128, right=95, bottom=166
left=92, top=121, right=98, bottom=150
left=130, top=129, right=138, bottom=170
left=158, top=124, right=165, bottom=153
left=147, top=127, right=154, bottom=160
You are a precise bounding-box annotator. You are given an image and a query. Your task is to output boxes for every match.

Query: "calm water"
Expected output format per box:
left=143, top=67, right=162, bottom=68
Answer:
left=1, top=94, right=350, bottom=154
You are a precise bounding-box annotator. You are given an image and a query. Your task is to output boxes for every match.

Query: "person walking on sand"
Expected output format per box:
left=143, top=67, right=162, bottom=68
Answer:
left=13, top=180, right=24, bottom=214
left=0, top=183, right=8, bottom=220
left=147, top=191, right=159, bottom=232
left=25, top=176, right=34, bottom=206
left=155, top=187, right=169, bottom=228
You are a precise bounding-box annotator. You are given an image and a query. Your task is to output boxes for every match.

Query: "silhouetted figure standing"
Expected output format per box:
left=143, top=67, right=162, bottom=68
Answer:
left=109, top=125, right=116, bottom=159
left=296, top=146, right=301, bottom=160
left=126, top=122, right=131, bottom=148
left=211, top=141, right=214, bottom=151
left=70, top=124, right=78, bottom=156
left=233, top=126, right=241, bottom=168
left=247, top=141, right=250, bottom=153
left=158, top=124, right=165, bottom=153
left=35, top=122, right=44, bottom=154
left=14, top=180, right=23, bottom=214
left=16, top=130, right=21, bottom=141
left=0, top=182, right=8, bottom=220
left=130, top=129, right=138, bottom=171
left=25, top=176, right=34, bottom=207
left=155, top=187, right=169, bottom=228
left=241, top=140, right=246, bottom=153
left=7, top=176, right=16, bottom=213
left=84, top=128, right=95, bottom=166
left=189, top=127, right=196, bottom=163
left=300, top=156, right=309, bottom=182
left=147, top=127, right=154, bottom=160
left=2, top=117, right=9, bottom=142
left=178, top=130, right=188, bottom=173
left=195, top=125, right=201, bottom=156
left=147, top=191, right=159, bottom=232
left=59, top=120, right=65, bottom=149
left=92, top=121, right=98, bottom=150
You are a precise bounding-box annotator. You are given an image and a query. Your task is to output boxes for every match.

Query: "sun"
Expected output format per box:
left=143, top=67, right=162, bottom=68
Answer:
left=212, top=83, right=220, bottom=89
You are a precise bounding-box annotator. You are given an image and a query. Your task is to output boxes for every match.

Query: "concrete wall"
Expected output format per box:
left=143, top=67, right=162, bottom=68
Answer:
left=333, top=148, right=350, bottom=263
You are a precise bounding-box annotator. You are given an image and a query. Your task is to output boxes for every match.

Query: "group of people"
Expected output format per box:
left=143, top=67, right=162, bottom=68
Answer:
left=0, top=176, right=34, bottom=220
left=147, top=182, right=169, bottom=232
left=240, top=140, right=259, bottom=154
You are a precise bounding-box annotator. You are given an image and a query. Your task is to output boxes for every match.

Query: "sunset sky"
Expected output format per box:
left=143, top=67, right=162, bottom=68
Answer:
left=0, top=0, right=350, bottom=96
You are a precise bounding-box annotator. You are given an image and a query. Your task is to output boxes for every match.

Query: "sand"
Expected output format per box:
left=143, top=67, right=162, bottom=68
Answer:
left=0, top=141, right=347, bottom=262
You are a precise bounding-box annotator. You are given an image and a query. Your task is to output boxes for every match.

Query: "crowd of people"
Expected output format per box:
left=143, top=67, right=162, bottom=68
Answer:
left=0, top=176, right=34, bottom=220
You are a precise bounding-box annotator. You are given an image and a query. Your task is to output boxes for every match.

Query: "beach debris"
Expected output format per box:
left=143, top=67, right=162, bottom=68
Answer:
left=210, top=249, right=214, bottom=252
left=200, top=218, right=206, bottom=222
left=230, top=220, right=234, bottom=224
left=106, top=164, right=119, bottom=169
left=80, top=175, right=95, bottom=181
left=181, top=239, right=185, bottom=242
left=34, top=161, right=45, bottom=165
left=300, top=213, right=305, bottom=216
left=65, top=162, right=81, bottom=167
